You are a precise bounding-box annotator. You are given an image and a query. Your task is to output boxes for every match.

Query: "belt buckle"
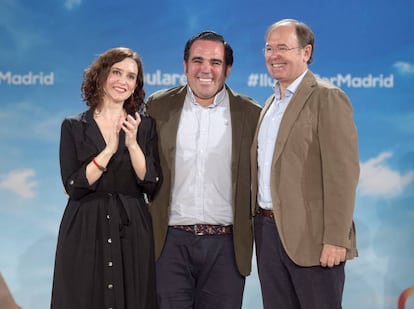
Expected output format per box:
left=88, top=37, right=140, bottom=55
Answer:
left=194, top=224, right=205, bottom=236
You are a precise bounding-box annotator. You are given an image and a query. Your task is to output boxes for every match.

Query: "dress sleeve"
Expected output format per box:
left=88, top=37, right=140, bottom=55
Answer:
left=136, top=116, right=162, bottom=200
left=59, top=117, right=98, bottom=200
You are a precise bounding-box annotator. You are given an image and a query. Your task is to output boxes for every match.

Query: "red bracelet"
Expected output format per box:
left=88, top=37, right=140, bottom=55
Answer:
left=92, top=157, right=107, bottom=172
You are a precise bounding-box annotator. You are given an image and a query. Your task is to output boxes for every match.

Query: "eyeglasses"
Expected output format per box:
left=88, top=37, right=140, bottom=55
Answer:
left=263, top=46, right=302, bottom=54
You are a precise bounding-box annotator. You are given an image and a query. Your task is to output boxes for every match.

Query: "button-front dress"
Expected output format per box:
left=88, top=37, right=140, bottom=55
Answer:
left=51, top=109, right=160, bottom=309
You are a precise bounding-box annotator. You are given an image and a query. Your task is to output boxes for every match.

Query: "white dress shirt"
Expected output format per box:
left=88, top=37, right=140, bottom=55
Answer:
left=169, top=87, right=233, bottom=225
left=257, top=70, right=308, bottom=210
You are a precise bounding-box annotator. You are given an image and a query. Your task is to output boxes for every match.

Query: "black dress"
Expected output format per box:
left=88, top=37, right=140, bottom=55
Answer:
left=51, top=109, right=161, bottom=309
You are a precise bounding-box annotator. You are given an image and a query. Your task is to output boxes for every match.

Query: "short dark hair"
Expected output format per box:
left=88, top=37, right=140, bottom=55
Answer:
left=183, top=31, right=234, bottom=67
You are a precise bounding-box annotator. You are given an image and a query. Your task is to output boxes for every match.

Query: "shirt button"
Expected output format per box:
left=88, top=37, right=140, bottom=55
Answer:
left=69, top=180, right=74, bottom=185
left=107, top=238, right=112, bottom=243
left=108, top=261, right=113, bottom=267
left=108, top=284, right=113, bottom=289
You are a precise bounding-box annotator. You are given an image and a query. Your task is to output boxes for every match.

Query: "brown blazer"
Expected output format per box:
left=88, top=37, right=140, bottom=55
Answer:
left=147, top=85, right=261, bottom=276
left=251, top=70, right=360, bottom=267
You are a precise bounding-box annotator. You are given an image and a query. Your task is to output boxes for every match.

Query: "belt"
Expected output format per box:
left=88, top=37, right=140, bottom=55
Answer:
left=256, top=207, right=274, bottom=219
left=171, top=224, right=233, bottom=236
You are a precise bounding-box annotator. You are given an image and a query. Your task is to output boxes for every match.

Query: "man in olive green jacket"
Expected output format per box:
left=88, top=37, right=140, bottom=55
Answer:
left=147, top=31, right=261, bottom=309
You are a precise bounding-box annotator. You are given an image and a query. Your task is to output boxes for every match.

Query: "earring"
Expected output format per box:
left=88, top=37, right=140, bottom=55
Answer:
left=129, top=95, right=134, bottom=108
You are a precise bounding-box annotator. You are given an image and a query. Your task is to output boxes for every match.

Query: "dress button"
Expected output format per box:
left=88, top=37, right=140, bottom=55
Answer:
left=108, top=261, right=113, bottom=267
left=108, top=283, right=113, bottom=289
left=106, top=214, right=110, bottom=220
left=108, top=238, right=112, bottom=243
left=69, top=180, right=74, bottom=185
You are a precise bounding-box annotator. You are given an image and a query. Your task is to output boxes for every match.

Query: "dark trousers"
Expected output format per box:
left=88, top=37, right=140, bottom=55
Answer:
left=156, top=227, right=245, bottom=309
left=254, top=214, right=345, bottom=309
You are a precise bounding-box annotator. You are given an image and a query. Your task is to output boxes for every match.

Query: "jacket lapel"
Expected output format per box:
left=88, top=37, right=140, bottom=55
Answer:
left=228, top=86, right=243, bottom=172
left=227, top=86, right=244, bottom=207
left=159, top=87, right=186, bottom=175
left=272, top=71, right=316, bottom=164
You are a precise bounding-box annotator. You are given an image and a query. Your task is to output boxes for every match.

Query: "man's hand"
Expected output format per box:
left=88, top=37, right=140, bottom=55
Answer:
left=320, top=244, right=346, bottom=267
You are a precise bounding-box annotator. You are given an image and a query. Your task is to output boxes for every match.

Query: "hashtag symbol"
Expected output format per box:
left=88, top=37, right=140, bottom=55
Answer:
left=247, top=73, right=259, bottom=87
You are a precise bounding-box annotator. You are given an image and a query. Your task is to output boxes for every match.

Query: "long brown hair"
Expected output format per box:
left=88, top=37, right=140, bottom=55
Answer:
left=81, top=47, right=146, bottom=115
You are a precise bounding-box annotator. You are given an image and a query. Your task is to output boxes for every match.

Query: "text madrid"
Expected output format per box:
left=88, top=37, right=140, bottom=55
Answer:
left=251, top=73, right=394, bottom=88
left=0, top=70, right=394, bottom=89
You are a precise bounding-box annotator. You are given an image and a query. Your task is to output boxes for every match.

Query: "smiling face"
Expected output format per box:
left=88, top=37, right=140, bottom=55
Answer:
left=265, top=23, right=312, bottom=89
left=103, top=57, right=138, bottom=105
left=184, top=39, right=231, bottom=107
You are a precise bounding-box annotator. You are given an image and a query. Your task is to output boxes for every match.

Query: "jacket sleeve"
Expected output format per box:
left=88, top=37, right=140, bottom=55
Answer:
left=319, top=87, right=360, bottom=248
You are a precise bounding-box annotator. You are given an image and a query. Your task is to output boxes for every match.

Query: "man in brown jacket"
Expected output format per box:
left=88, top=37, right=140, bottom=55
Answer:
left=147, top=31, right=261, bottom=308
left=251, top=19, right=359, bottom=309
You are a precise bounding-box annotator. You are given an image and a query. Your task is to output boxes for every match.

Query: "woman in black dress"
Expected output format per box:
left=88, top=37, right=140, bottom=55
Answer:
left=51, top=47, right=160, bottom=309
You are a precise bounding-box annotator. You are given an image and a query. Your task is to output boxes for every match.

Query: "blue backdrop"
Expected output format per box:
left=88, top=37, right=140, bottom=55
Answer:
left=1, top=0, right=414, bottom=308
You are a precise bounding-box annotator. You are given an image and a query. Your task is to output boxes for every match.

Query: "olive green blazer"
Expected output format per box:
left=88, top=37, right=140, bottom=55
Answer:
left=147, top=85, right=261, bottom=276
